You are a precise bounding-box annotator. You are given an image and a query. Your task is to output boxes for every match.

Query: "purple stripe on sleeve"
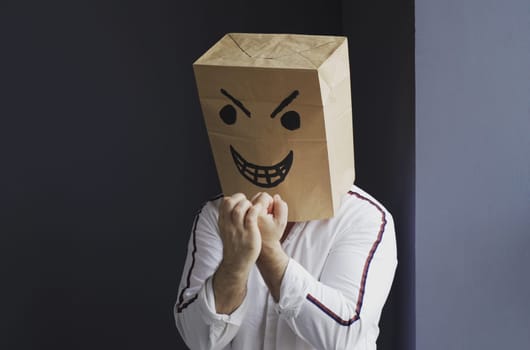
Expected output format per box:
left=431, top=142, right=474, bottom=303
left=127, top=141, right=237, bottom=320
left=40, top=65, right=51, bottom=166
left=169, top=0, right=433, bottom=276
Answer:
left=306, top=191, right=387, bottom=326
left=176, top=194, right=223, bottom=313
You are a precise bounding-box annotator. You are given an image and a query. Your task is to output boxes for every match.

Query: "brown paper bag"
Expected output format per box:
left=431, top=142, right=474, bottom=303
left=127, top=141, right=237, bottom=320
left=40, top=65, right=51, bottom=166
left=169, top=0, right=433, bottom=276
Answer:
left=193, top=33, right=355, bottom=221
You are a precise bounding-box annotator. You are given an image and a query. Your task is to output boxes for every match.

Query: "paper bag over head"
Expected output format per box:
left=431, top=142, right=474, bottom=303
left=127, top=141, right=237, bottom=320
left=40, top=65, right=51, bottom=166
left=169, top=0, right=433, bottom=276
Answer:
left=193, top=33, right=355, bottom=221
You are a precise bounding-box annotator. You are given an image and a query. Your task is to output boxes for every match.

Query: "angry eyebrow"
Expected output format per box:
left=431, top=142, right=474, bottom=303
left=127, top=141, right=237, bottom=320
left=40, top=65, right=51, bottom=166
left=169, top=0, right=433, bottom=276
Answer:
left=270, top=90, right=300, bottom=118
left=220, top=89, right=251, bottom=118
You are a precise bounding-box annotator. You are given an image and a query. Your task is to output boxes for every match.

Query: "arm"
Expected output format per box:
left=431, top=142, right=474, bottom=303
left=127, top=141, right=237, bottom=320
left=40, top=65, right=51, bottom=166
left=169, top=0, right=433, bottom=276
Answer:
left=213, top=194, right=262, bottom=314
left=174, top=194, right=262, bottom=350
left=253, top=194, right=289, bottom=302
left=254, top=193, right=398, bottom=349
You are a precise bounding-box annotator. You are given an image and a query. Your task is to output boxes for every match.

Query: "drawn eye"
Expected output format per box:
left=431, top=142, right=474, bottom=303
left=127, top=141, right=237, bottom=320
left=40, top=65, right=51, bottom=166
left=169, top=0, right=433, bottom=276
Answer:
left=219, top=104, right=236, bottom=125
left=280, top=111, right=300, bottom=130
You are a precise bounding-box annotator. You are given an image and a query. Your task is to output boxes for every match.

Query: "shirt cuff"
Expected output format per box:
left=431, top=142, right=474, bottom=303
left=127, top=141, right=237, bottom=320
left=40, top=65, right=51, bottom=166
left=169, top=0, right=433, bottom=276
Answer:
left=275, top=258, right=314, bottom=318
left=199, top=275, right=249, bottom=327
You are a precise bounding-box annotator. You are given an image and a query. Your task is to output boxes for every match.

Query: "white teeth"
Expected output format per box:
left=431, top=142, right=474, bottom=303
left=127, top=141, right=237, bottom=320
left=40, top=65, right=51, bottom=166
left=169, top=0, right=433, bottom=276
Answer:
left=230, top=146, right=293, bottom=188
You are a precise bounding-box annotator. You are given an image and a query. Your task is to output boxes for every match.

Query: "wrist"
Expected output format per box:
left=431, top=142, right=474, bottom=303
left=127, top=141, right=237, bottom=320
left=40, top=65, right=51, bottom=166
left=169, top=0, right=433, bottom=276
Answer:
left=260, top=239, right=282, bottom=253
left=217, top=259, right=252, bottom=282
left=213, top=261, right=250, bottom=315
left=256, top=244, right=289, bottom=303
left=257, top=242, right=288, bottom=267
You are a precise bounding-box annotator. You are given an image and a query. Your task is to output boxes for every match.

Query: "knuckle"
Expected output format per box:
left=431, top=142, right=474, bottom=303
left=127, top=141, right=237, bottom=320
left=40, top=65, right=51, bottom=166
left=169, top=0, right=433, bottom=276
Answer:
left=245, top=213, right=255, bottom=225
left=247, top=205, right=257, bottom=214
left=250, top=192, right=262, bottom=202
left=231, top=208, right=247, bottom=222
left=263, top=192, right=273, bottom=199
left=256, top=193, right=273, bottom=207
left=233, top=193, right=246, bottom=201
left=233, top=206, right=245, bottom=217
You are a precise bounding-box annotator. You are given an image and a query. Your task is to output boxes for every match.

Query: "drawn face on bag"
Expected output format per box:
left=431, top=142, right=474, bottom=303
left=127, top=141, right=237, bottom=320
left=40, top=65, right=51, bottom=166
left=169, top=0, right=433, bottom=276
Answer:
left=217, top=88, right=300, bottom=188
left=193, top=33, right=354, bottom=221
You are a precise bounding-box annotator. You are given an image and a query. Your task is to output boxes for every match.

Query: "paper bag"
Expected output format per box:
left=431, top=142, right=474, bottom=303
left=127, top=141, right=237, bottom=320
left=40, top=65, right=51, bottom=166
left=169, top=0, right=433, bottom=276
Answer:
left=193, top=33, right=355, bottom=221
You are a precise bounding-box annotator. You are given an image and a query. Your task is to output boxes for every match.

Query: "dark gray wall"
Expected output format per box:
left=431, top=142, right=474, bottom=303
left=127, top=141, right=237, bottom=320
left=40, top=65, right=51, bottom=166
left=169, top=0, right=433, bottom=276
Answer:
left=341, top=2, right=415, bottom=350
left=416, top=0, right=530, bottom=349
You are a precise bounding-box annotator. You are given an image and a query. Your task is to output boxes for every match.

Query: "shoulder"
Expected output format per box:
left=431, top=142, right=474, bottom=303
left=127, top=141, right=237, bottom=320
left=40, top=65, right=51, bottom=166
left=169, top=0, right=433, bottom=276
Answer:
left=339, top=185, right=392, bottom=222
left=194, top=193, right=224, bottom=227
left=330, top=185, right=395, bottom=240
left=199, top=193, right=224, bottom=213
left=329, top=185, right=397, bottom=259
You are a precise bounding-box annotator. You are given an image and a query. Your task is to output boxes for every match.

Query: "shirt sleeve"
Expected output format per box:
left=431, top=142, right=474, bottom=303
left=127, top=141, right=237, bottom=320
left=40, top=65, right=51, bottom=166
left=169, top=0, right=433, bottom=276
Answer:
left=174, top=198, right=249, bottom=350
left=275, top=198, right=398, bottom=349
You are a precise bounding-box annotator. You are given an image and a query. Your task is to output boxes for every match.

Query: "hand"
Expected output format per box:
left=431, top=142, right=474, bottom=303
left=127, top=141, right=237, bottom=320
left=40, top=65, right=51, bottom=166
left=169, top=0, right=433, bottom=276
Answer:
left=251, top=193, right=288, bottom=252
left=213, top=193, right=263, bottom=314
left=251, top=192, right=289, bottom=302
left=217, top=193, right=262, bottom=276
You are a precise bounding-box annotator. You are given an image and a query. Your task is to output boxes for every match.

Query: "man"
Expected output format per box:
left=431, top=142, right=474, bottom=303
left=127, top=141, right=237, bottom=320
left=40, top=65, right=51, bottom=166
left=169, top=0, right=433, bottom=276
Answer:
left=174, top=33, right=397, bottom=349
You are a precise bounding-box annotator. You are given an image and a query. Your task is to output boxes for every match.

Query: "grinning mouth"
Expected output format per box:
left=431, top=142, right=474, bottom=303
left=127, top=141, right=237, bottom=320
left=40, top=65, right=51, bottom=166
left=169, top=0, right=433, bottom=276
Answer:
left=230, top=145, right=293, bottom=188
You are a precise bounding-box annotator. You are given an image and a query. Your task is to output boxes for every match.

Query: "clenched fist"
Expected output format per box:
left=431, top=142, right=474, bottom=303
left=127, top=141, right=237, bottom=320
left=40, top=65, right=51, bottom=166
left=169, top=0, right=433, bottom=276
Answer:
left=251, top=193, right=290, bottom=302
left=217, top=193, right=263, bottom=276
left=251, top=192, right=288, bottom=251
left=213, top=193, right=265, bottom=314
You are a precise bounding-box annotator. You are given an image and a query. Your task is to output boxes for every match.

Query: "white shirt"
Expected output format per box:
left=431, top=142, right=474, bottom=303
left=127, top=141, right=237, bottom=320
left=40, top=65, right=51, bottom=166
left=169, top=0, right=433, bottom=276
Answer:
left=174, top=185, right=397, bottom=350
